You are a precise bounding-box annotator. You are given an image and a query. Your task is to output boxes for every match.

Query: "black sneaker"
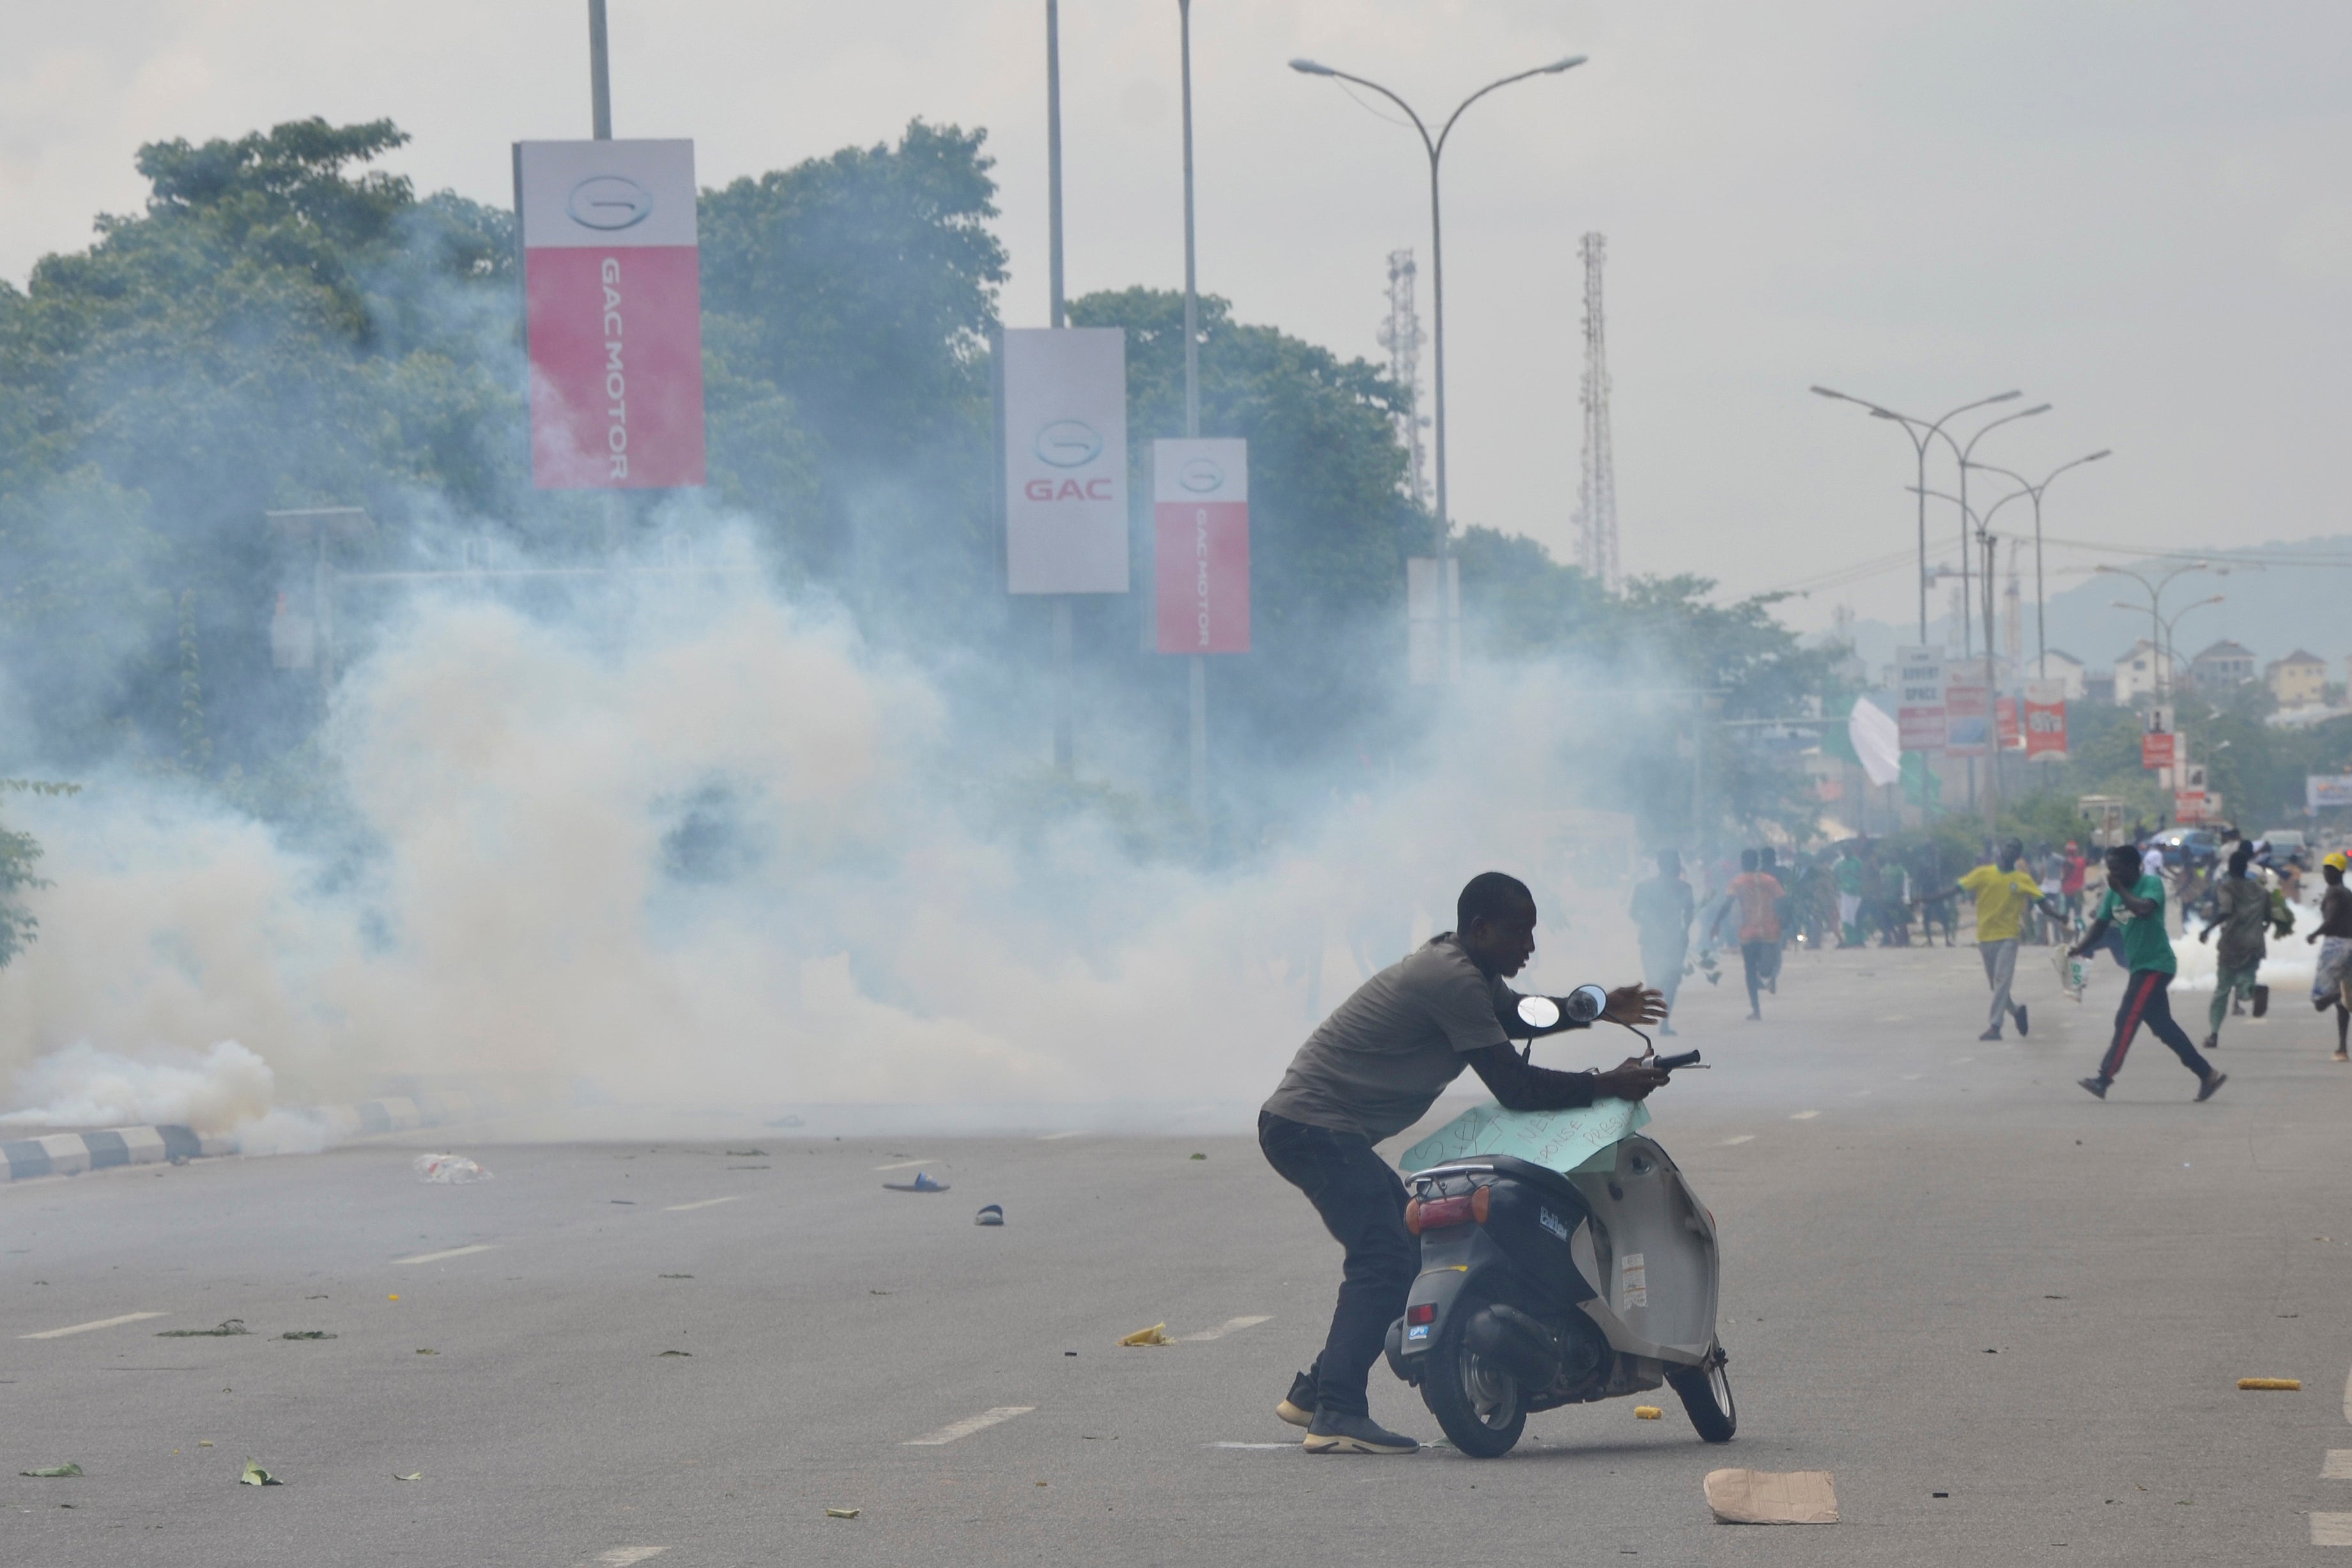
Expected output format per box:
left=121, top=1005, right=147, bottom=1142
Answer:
left=2015, top=1004, right=2029, bottom=1038
left=2195, top=1071, right=2227, bottom=1103
left=2077, top=1075, right=2109, bottom=1100
left=1979, top=1027, right=2002, bottom=1042
left=1276, top=1371, right=1316, bottom=1429
left=1303, top=1408, right=1418, bottom=1455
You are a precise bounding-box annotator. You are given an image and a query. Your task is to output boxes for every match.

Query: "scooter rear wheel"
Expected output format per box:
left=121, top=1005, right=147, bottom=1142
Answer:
left=1421, top=1305, right=1527, bottom=1457
left=1668, top=1353, right=1736, bottom=1443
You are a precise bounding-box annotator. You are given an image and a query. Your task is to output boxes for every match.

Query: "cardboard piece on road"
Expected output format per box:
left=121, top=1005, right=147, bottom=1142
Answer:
left=1703, top=1468, right=1838, bottom=1524
left=2238, top=1376, right=2302, bottom=1390
left=1118, top=1323, right=1174, bottom=1348
left=1400, top=1098, right=1650, bottom=1178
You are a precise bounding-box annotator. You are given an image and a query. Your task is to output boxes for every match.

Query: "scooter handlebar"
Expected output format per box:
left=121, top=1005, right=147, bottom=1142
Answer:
left=1653, top=1049, right=1703, bottom=1073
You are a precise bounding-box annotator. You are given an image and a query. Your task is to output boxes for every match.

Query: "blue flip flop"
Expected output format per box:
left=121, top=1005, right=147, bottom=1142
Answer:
left=974, top=1204, right=1004, bottom=1226
left=882, top=1171, right=949, bottom=1192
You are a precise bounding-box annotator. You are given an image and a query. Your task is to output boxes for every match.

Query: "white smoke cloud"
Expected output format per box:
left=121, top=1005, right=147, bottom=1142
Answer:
left=0, top=543, right=1656, bottom=1138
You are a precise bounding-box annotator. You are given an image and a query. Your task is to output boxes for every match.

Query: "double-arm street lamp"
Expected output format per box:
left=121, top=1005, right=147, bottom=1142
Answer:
left=2112, top=593, right=2224, bottom=701
left=1948, top=401, right=2054, bottom=654
left=1810, top=387, right=2020, bottom=641
left=1290, top=52, right=1586, bottom=566
left=2096, top=560, right=2219, bottom=702
left=1969, top=452, right=2110, bottom=679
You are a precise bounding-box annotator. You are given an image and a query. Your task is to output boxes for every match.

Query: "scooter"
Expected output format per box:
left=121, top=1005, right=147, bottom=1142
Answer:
left=1382, top=987, right=1733, bottom=1457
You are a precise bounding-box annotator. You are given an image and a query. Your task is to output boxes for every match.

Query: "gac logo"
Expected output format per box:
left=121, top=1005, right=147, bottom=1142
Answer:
left=1026, top=478, right=1115, bottom=501
left=568, top=174, right=656, bottom=231
left=1034, top=419, right=1102, bottom=468
left=1177, top=457, right=1225, bottom=493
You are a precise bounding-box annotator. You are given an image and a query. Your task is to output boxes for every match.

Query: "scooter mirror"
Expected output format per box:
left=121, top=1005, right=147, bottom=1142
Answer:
left=1516, top=995, right=1561, bottom=1030
left=1564, top=984, right=1610, bottom=1024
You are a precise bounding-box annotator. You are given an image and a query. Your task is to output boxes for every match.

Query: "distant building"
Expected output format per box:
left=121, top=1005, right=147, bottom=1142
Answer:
left=2033, top=648, right=2087, bottom=700
left=2188, top=640, right=2257, bottom=691
left=2113, top=639, right=2173, bottom=705
left=2268, top=649, right=2328, bottom=708
left=2082, top=668, right=2116, bottom=705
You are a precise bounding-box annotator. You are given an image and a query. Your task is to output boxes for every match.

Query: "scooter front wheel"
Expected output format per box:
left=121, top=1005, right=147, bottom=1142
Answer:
left=1668, top=1352, right=1736, bottom=1443
left=1420, top=1305, right=1527, bottom=1458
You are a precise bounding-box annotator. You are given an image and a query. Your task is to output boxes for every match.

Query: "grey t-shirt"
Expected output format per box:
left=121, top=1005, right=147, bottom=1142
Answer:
left=1262, top=934, right=1518, bottom=1142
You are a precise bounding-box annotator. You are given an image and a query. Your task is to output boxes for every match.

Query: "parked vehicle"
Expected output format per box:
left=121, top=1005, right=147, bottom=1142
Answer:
left=1383, top=990, right=1732, bottom=1457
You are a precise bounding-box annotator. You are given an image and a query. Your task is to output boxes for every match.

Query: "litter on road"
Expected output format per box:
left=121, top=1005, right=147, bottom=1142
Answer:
left=1633, top=1406, right=1662, bottom=1419
left=413, top=1153, right=491, bottom=1185
left=882, top=1171, right=949, bottom=1192
left=20, top=1464, right=81, bottom=1478
left=2238, top=1377, right=2302, bottom=1390
left=281, top=1330, right=336, bottom=1340
left=824, top=1508, right=859, bottom=1519
left=240, top=1459, right=282, bottom=1486
left=975, top=1203, right=1004, bottom=1226
left=394, top=1472, right=422, bottom=1482
left=1703, top=1468, right=1838, bottom=1525
left=158, top=1319, right=249, bottom=1337
left=1118, top=1323, right=1174, bottom=1347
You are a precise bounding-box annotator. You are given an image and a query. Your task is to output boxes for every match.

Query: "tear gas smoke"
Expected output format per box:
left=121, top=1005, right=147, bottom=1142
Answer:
left=0, top=546, right=1663, bottom=1142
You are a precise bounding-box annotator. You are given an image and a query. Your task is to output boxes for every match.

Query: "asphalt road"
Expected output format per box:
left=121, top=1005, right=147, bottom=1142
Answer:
left=7, top=937, right=2352, bottom=1565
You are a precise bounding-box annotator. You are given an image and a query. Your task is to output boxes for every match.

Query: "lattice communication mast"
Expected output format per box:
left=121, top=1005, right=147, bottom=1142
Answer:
left=1573, top=232, right=1620, bottom=591
left=1378, top=249, right=1431, bottom=510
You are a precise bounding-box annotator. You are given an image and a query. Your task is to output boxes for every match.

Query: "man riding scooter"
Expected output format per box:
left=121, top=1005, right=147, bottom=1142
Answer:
left=1258, top=872, right=1668, bottom=1454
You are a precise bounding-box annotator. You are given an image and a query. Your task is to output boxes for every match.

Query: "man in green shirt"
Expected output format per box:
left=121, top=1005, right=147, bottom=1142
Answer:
left=2070, top=845, right=2225, bottom=1102
left=1833, top=845, right=1866, bottom=947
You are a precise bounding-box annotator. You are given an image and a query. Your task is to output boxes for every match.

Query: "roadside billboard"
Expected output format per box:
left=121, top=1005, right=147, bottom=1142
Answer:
left=1896, top=646, right=1946, bottom=754
left=514, top=139, right=705, bottom=489
left=2309, top=775, right=2352, bottom=811
left=1943, top=658, right=1990, bottom=757
left=1001, top=328, right=1130, bottom=594
left=1153, top=440, right=1249, bottom=653
left=2023, top=680, right=2068, bottom=760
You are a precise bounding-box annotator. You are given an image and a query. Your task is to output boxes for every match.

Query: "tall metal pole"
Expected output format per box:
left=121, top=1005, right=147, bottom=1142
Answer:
left=1973, top=450, right=2110, bottom=680
left=1179, top=0, right=1207, bottom=820
left=1980, top=526, right=1999, bottom=829
left=588, top=0, right=613, bottom=139
left=1291, top=53, right=1585, bottom=683
left=1047, top=0, right=1073, bottom=774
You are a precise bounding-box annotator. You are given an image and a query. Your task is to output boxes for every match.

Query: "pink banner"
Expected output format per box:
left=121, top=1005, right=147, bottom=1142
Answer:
left=525, top=247, right=705, bottom=488
left=2023, top=682, right=2067, bottom=758
left=1153, top=440, right=1250, bottom=654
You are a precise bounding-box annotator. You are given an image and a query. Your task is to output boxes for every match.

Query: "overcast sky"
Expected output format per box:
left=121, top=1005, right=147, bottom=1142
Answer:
left=7, top=2, right=2349, bottom=634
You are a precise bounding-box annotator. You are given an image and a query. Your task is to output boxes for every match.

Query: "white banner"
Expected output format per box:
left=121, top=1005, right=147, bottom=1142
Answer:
left=2310, top=775, right=2352, bottom=811
left=1002, top=328, right=1129, bottom=594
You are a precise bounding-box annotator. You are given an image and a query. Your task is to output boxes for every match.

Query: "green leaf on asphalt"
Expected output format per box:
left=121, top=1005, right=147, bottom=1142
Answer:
left=394, top=1472, right=422, bottom=1482
left=20, top=1464, right=82, bottom=1477
left=239, top=1459, right=281, bottom=1486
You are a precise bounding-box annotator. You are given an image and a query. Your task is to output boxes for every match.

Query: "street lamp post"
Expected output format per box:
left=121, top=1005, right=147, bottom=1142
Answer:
left=2095, top=561, right=2218, bottom=703
left=1810, top=388, right=2021, bottom=640
left=1969, top=451, right=2111, bottom=678
left=1949, top=403, right=2050, bottom=656
left=1913, top=482, right=2033, bottom=828
left=1291, top=53, right=1586, bottom=580
left=2112, top=593, right=2224, bottom=702
left=1179, top=0, right=1207, bottom=819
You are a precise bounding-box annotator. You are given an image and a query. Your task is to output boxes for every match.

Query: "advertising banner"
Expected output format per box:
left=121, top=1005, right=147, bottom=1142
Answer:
left=2142, top=702, right=2175, bottom=771
left=1943, top=659, right=1990, bottom=757
left=514, top=139, right=705, bottom=489
left=2023, top=680, right=2068, bottom=760
left=1996, top=695, right=2021, bottom=751
left=1153, top=440, right=1249, bottom=653
left=2309, top=775, right=2352, bottom=811
left=1895, top=646, right=1946, bottom=754
left=1001, top=328, right=1130, bottom=594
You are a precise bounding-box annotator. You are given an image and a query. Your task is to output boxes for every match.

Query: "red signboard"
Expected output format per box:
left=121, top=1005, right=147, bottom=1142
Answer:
left=2142, top=732, right=2176, bottom=771
left=2023, top=682, right=2068, bottom=759
left=1996, top=695, right=2021, bottom=751
left=515, top=140, right=705, bottom=489
left=1153, top=440, right=1250, bottom=654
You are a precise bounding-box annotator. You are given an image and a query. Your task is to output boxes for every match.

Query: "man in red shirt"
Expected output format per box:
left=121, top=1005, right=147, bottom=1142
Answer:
left=1722, top=848, right=1785, bottom=1021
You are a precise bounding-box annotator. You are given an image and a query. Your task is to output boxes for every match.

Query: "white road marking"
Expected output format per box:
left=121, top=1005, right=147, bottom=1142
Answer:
left=1208, top=1441, right=1295, bottom=1449
left=2324, top=1450, right=2352, bottom=1479
left=1951, top=1055, right=1976, bottom=1065
left=1902, top=1073, right=1925, bottom=1081
left=1181, top=1315, right=1272, bottom=1342
left=663, top=1196, right=744, bottom=1213
left=1037, top=1130, right=1089, bottom=1141
left=872, top=1159, right=933, bottom=1171
left=2314, top=1514, right=2352, bottom=1546
left=392, top=1243, right=497, bottom=1265
left=904, top=1406, right=1034, bottom=1446
left=596, top=1550, right=670, bottom=1567
left=19, top=1311, right=167, bottom=1340
left=1719, top=1135, right=1755, bottom=1146
left=1790, top=1111, right=1820, bottom=1121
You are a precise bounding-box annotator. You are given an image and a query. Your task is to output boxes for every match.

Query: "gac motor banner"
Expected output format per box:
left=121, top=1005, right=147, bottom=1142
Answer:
left=1153, top=439, right=1249, bottom=654
left=1002, top=328, right=1129, bottom=594
left=514, top=139, right=705, bottom=489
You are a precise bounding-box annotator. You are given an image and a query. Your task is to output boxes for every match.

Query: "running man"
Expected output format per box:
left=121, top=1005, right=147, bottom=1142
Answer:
left=2304, top=852, right=2352, bottom=1062
left=1718, top=849, right=1784, bottom=1021
left=2196, top=842, right=2268, bottom=1050
left=1629, top=850, right=1695, bottom=1037
left=1833, top=843, right=1866, bottom=947
left=2071, top=845, right=2226, bottom=1102
left=1915, top=837, right=2048, bottom=1041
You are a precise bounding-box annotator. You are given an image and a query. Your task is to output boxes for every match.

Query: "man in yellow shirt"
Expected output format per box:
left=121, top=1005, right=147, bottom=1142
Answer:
left=1916, top=838, right=2052, bottom=1041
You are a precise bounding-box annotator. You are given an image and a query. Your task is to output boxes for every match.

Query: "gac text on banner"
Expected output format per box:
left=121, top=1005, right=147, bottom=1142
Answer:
left=1153, top=440, right=1249, bottom=653
left=513, top=140, right=705, bottom=490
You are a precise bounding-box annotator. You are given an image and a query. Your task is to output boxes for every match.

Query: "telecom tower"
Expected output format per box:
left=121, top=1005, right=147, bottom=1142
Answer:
left=1378, top=249, right=1431, bottom=509
left=1573, top=233, right=1620, bottom=591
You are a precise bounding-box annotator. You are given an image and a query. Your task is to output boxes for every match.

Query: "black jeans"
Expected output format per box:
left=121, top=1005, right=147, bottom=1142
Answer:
left=1258, top=1111, right=1415, bottom=1417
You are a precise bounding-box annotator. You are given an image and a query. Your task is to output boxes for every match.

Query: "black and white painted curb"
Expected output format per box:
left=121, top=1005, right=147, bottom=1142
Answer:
left=1, top=1091, right=487, bottom=1181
